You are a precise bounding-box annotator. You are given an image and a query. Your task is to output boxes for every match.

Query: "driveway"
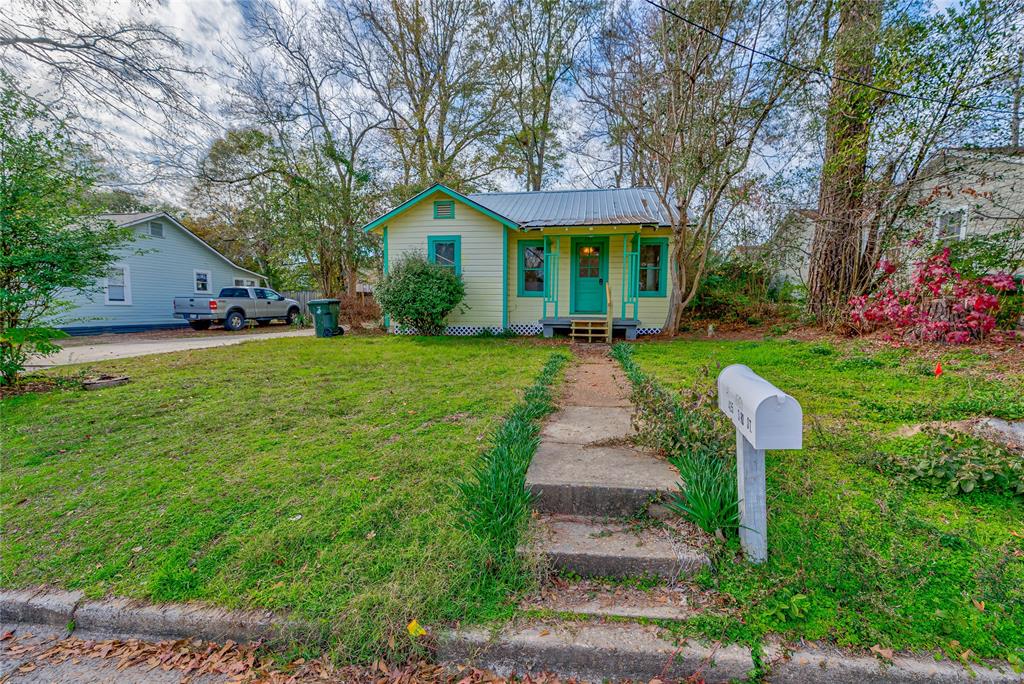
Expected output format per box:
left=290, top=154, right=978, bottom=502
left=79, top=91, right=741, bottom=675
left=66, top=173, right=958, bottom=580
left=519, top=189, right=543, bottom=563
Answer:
left=25, top=328, right=313, bottom=369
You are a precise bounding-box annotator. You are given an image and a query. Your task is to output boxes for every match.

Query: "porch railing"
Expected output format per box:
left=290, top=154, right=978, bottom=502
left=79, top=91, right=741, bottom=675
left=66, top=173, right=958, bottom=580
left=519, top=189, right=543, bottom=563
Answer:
left=621, top=234, right=639, bottom=320
left=543, top=235, right=561, bottom=319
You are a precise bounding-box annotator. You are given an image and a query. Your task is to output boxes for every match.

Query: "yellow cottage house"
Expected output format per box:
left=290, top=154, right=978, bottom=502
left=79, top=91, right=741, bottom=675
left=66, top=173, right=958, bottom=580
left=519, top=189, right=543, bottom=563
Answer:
left=363, top=184, right=677, bottom=339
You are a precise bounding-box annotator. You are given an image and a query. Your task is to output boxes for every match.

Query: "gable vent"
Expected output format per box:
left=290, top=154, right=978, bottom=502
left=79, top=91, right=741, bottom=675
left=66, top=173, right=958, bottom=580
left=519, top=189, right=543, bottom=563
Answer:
left=434, top=200, right=455, bottom=219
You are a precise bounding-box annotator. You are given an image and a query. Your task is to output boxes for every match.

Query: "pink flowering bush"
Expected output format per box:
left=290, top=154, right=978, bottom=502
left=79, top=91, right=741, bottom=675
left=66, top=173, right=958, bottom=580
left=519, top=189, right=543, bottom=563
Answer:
left=849, top=249, right=1019, bottom=344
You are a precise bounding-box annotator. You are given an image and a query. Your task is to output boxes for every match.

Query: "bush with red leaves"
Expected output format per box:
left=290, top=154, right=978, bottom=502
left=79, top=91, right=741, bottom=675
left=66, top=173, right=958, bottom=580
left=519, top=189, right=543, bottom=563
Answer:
left=849, top=248, right=1019, bottom=344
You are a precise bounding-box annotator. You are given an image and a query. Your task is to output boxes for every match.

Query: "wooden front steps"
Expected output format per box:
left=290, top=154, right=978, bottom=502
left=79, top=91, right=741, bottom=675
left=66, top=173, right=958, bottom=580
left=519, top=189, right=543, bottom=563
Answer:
left=569, top=318, right=609, bottom=343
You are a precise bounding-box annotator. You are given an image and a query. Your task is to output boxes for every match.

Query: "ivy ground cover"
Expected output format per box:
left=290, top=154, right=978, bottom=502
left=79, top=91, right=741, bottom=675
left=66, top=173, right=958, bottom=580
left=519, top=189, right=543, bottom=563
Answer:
left=631, top=339, right=1024, bottom=662
left=1, top=336, right=558, bottom=660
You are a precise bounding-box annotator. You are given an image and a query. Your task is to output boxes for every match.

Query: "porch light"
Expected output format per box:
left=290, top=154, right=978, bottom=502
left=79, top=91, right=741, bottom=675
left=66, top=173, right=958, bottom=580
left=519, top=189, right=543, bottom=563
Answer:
left=580, top=246, right=597, bottom=256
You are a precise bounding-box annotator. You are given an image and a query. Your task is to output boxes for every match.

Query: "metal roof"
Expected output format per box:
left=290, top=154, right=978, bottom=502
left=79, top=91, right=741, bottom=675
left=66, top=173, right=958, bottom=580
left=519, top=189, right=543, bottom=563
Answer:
left=466, top=187, right=676, bottom=228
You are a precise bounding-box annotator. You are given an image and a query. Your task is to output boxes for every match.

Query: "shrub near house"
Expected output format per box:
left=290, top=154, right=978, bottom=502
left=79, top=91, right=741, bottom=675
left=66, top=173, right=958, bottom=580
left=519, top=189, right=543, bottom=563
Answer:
left=375, top=254, right=465, bottom=335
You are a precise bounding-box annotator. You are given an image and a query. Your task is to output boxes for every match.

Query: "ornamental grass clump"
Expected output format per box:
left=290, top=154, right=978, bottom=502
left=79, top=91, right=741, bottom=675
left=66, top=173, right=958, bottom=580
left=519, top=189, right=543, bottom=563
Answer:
left=612, top=343, right=739, bottom=537
left=457, top=352, right=569, bottom=558
left=374, top=253, right=465, bottom=335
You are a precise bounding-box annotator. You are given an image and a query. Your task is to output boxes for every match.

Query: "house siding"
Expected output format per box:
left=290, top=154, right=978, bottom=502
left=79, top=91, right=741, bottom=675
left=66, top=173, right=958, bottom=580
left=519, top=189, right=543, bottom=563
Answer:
left=384, top=197, right=505, bottom=329
left=57, top=218, right=262, bottom=332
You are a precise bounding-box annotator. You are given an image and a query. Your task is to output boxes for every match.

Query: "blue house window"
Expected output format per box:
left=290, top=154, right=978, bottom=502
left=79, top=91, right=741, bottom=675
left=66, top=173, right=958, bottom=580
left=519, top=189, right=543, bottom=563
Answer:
left=428, top=235, right=461, bottom=275
left=638, top=238, right=668, bottom=297
left=518, top=240, right=545, bottom=297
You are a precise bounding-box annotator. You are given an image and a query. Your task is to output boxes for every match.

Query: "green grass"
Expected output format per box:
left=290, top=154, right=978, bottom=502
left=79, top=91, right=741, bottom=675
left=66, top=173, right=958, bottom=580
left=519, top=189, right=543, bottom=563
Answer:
left=628, top=339, right=1024, bottom=661
left=1, top=335, right=560, bottom=660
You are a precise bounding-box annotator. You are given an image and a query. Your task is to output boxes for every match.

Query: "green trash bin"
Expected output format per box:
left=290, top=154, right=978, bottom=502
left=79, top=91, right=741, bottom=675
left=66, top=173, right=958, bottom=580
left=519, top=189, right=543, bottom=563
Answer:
left=307, top=299, right=344, bottom=338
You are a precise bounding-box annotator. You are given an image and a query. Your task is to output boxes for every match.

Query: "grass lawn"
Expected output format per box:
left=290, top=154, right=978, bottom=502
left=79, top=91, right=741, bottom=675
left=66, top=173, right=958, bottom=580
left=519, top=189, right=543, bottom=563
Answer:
left=629, top=339, right=1024, bottom=661
left=1, top=335, right=561, bottom=659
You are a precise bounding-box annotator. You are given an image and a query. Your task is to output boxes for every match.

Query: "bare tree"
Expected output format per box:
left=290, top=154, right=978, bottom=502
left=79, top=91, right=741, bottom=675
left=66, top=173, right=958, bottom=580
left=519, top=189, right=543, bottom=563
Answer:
left=0, top=0, right=204, bottom=153
left=582, top=0, right=819, bottom=334
left=223, top=0, right=383, bottom=297
left=496, top=0, right=601, bottom=190
left=330, top=0, right=508, bottom=192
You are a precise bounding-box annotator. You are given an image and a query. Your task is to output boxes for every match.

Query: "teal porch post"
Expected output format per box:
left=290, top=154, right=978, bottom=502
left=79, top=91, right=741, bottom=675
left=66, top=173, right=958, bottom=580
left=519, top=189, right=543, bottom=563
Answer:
left=502, top=227, right=509, bottom=329
left=382, top=226, right=390, bottom=330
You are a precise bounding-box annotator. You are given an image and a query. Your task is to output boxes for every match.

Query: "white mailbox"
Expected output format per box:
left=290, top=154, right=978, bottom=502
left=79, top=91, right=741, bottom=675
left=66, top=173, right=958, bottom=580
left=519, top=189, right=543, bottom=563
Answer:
left=717, top=364, right=803, bottom=564
left=717, top=365, right=802, bottom=450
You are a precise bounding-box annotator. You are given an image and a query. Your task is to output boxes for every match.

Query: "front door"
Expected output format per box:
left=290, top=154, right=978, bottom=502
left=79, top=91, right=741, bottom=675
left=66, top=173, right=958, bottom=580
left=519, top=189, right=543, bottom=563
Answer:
left=571, top=237, right=608, bottom=314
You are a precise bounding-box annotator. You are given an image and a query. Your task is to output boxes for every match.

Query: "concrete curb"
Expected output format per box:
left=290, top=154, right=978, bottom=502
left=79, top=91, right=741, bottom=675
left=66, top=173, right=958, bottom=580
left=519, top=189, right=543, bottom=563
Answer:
left=438, top=622, right=753, bottom=684
left=0, top=587, right=298, bottom=645
left=764, top=642, right=1023, bottom=683
left=437, top=620, right=1024, bottom=684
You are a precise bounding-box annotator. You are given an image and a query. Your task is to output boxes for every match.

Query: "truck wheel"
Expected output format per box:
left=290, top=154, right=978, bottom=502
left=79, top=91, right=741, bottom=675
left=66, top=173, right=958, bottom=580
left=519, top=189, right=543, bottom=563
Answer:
left=188, top=320, right=211, bottom=331
left=285, top=307, right=300, bottom=326
left=224, top=310, right=246, bottom=331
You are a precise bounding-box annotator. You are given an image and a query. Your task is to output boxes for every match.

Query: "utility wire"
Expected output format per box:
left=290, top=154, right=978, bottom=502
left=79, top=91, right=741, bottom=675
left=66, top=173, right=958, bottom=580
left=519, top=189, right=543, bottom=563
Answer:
left=642, top=0, right=1015, bottom=116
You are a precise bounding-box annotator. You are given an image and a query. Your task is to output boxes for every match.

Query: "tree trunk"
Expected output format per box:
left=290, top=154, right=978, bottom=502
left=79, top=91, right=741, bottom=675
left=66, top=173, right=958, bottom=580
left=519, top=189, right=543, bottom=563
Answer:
left=1012, top=47, right=1023, bottom=148
left=807, top=0, right=882, bottom=325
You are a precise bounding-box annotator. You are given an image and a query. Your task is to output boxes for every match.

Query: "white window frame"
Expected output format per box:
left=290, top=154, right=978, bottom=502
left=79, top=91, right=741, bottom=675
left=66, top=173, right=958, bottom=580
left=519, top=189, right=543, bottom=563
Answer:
left=234, top=277, right=257, bottom=287
left=104, top=264, right=133, bottom=305
left=936, top=205, right=968, bottom=241
left=193, top=269, right=213, bottom=294
left=148, top=221, right=164, bottom=238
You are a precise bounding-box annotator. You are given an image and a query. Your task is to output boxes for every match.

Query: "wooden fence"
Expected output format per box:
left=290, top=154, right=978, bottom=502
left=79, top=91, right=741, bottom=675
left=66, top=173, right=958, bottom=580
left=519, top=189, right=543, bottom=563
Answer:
left=280, top=290, right=325, bottom=315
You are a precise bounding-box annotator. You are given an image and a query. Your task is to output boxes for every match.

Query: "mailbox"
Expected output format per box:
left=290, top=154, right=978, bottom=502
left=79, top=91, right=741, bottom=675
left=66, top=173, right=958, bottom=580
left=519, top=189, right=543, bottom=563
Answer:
left=717, top=364, right=803, bottom=564
left=717, top=364, right=802, bottom=450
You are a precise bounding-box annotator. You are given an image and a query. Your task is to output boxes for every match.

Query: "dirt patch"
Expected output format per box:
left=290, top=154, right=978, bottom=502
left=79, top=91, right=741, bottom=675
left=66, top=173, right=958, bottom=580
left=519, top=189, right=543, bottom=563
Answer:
left=896, top=417, right=1024, bottom=454
left=559, top=353, right=631, bottom=408
left=0, top=377, right=82, bottom=399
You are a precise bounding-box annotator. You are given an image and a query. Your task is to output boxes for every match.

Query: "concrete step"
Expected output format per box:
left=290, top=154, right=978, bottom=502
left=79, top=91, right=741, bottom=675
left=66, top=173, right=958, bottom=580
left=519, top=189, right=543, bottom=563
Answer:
left=522, top=515, right=709, bottom=580
left=526, top=442, right=678, bottom=516
left=520, top=579, right=708, bottom=621
left=539, top=406, right=634, bottom=446
left=438, top=621, right=753, bottom=683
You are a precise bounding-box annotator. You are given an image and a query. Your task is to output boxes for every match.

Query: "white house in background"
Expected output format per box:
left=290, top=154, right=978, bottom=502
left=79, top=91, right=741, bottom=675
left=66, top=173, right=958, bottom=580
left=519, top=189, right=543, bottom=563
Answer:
left=770, top=146, right=1024, bottom=284
left=60, top=212, right=266, bottom=334
left=910, top=146, right=1023, bottom=267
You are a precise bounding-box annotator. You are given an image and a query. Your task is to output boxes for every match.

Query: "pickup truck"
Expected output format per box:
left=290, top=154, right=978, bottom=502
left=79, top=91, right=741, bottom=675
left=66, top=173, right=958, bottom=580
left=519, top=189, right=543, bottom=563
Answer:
left=173, top=287, right=301, bottom=331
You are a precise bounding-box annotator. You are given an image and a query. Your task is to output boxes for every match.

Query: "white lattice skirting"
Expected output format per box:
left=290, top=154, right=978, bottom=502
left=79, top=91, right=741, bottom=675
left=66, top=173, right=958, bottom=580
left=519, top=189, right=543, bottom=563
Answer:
left=393, top=324, right=660, bottom=337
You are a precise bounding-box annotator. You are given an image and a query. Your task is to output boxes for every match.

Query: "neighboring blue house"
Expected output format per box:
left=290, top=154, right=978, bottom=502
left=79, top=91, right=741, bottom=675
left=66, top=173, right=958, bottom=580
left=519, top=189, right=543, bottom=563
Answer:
left=60, top=212, right=267, bottom=334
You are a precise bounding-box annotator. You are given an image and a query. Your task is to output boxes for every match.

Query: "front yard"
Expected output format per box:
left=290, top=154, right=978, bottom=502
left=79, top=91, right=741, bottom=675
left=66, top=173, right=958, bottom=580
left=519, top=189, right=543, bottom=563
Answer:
left=1, top=336, right=560, bottom=659
left=630, top=339, right=1024, bottom=662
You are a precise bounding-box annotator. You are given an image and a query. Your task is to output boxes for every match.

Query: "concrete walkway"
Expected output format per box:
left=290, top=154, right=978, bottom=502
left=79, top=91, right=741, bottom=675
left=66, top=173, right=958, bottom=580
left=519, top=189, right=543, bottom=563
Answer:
left=25, top=329, right=313, bottom=369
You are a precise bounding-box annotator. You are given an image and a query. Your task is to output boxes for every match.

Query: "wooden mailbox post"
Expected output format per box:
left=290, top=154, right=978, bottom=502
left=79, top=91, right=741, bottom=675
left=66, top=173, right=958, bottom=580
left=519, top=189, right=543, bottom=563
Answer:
left=717, top=364, right=803, bottom=563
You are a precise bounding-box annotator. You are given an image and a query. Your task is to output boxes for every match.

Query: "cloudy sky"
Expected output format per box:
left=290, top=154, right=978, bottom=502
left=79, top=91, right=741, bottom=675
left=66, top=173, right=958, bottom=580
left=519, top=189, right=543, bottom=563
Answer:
left=4, top=0, right=977, bottom=205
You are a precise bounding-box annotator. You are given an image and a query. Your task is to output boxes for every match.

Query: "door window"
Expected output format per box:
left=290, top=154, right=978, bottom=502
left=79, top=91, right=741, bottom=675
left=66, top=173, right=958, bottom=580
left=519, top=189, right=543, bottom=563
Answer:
left=254, top=288, right=269, bottom=299
left=578, top=244, right=601, bottom=277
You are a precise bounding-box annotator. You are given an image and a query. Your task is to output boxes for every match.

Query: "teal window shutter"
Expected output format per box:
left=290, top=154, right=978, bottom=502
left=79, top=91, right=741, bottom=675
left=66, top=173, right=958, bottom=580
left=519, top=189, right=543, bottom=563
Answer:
left=428, top=235, right=461, bottom=275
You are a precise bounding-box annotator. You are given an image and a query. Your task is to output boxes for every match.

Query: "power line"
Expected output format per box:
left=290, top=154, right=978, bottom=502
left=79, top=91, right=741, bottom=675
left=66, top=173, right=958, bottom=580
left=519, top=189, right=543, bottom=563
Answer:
left=642, top=0, right=1015, bottom=116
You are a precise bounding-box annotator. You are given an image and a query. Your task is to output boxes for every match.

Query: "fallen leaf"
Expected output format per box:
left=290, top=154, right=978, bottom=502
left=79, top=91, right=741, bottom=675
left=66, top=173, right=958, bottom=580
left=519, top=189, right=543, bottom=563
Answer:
left=288, top=514, right=302, bottom=522
left=366, top=530, right=377, bottom=540
left=870, top=644, right=894, bottom=661
left=539, top=629, right=550, bottom=637
left=972, top=600, right=985, bottom=612
left=407, top=620, right=427, bottom=638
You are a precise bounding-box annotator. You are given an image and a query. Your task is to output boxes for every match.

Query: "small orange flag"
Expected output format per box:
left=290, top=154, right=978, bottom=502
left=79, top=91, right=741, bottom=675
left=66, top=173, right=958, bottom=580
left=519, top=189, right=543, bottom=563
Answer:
left=934, top=361, right=943, bottom=376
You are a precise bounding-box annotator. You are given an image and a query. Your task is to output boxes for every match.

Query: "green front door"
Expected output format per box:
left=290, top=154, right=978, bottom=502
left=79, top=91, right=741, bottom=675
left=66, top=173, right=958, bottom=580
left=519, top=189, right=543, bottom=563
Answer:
left=571, top=237, right=608, bottom=314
